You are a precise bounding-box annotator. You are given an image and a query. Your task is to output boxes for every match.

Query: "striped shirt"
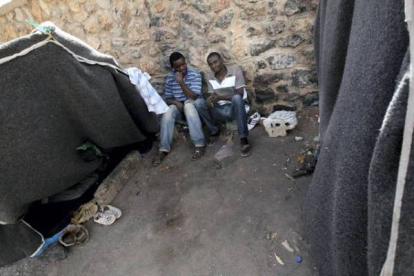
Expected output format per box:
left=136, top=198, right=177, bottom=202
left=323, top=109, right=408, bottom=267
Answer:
left=164, top=67, right=202, bottom=102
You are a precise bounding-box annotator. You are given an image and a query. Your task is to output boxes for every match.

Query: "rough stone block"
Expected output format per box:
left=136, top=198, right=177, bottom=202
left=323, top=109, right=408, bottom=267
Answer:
left=246, top=25, right=263, bottom=37
left=73, top=10, right=88, bottom=22
left=14, top=8, right=24, bottom=22
left=191, top=0, right=211, bottom=13
left=278, top=34, right=306, bottom=48
left=263, top=20, right=286, bottom=36
left=215, top=10, right=234, bottom=29
left=284, top=0, right=309, bottom=16
left=180, top=12, right=192, bottom=24
left=0, top=0, right=27, bottom=16
left=255, top=88, right=278, bottom=104
left=96, top=0, right=111, bottom=10
left=250, top=39, right=276, bottom=56
left=84, top=16, right=101, bottom=34
left=267, top=54, right=297, bottom=70
left=209, top=33, right=226, bottom=44
left=302, top=91, right=319, bottom=106
left=254, top=73, right=285, bottom=85
left=292, top=69, right=318, bottom=87
left=212, top=0, right=230, bottom=13
left=276, top=85, right=289, bottom=93
left=255, top=60, right=267, bottom=70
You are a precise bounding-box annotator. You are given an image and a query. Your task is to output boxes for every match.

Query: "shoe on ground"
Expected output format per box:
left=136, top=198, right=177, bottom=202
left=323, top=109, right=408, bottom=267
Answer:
left=241, top=143, right=252, bottom=157
left=100, top=205, right=122, bottom=219
left=94, top=211, right=116, bottom=226
left=207, top=131, right=220, bottom=147
left=192, top=146, right=205, bottom=161
left=152, top=151, right=168, bottom=167
left=59, top=225, right=90, bottom=247
left=71, top=201, right=98, bottom=225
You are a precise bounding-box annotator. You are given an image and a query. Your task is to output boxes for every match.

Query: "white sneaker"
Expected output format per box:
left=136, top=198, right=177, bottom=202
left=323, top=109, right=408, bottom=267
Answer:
left=100, top=205, right=122, bottom=219
left=248, top=112, right=261, bottom=131
left=93, top=211, right=116, bottom=226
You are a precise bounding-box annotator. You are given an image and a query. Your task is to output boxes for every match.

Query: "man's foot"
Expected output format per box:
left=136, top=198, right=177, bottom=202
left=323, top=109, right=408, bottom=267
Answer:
left=152, top=151, right=168, bottom=167
left=241, top=143, right=252, bottom=157
left=207, top=130, right=220, bottom=147
left=192, top=146, right=205, bottom=161
left=240, top=138, right=251, bottom=157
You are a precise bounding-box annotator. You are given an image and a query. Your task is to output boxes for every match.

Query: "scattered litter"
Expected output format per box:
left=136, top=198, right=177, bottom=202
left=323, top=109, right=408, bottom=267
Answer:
left=285, top=173, right=295, bottom=181
left=212, top=160, right=222, bottom=170
left=265, top=231, right=278, bottom=240
left=266, top=232, right=272, bottom=240
left=214, top=135, right=234, bottom=161
left=313, top=135, right=320, bottom=142
left=291, top=146, right=319, bottom=178
left=295, top=136, right=304, bottom=141
left=274, top=253, right=285, bottom=265
left=282, top=240, right=295, bottom=252
left=297, top=154, right=306, bottom=164
left=295, top=256, right=303, bottom=263
left=248, top=112, right=261, bottom=131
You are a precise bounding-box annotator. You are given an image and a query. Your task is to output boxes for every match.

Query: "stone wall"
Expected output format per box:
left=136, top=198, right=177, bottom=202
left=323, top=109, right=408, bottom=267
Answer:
left=0, top=0, right=319, bottom=113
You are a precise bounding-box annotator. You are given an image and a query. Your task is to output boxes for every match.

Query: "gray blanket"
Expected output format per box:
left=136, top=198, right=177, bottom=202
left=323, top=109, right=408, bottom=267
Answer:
left=0, top=23, right=158, bottom=266
left=305, top=0, right=412, bottom=275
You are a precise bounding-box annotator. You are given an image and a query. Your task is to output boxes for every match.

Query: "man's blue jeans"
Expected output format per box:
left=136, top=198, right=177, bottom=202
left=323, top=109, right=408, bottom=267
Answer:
left=159, top=99, right=205, bottom=153
left=195, top=95, right=248, bottom=138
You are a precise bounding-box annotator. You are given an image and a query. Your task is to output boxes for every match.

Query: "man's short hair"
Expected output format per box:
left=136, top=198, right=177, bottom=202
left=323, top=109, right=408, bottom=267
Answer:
left=207, top=52, right=222, bottom=62
left=169, top=52, right=185, bottom=66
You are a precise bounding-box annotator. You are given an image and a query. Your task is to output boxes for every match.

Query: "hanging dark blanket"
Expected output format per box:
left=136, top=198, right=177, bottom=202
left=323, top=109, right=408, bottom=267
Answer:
left=305, top=0, right=413, bottom=275
left=0, top=23, right=158, bottom=266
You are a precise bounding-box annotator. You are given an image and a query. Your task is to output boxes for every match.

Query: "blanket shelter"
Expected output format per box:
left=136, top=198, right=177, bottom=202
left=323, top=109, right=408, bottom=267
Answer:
left=0, top=22, right=158, bottom=266
left=305, top=0, right=414, bottom=275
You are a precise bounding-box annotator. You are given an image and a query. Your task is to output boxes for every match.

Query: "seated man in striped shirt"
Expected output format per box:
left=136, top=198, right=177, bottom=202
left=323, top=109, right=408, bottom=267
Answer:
left=195, top=52, right=252, bottom=157
left=152, top=52, right=206, bottom=166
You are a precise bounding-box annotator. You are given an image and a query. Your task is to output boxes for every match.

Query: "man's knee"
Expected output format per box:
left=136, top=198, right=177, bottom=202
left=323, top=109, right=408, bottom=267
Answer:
left=162, top=105, right=177, bottom=122
left=194, top=97, right=207, bottom=110
left=184, top=101, right=198, bottom=118
left=231, top=94, right=243, bottom=105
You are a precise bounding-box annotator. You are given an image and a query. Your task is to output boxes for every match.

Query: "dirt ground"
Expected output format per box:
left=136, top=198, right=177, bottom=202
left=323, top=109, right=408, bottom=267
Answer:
left=1, top=107, right=319, bottom=276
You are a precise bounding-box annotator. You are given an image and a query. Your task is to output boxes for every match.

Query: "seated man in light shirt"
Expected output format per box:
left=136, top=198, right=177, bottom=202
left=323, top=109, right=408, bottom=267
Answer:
left=152, top=52, right=206, bottom=166
left=195, top=52, right=252, bottom=157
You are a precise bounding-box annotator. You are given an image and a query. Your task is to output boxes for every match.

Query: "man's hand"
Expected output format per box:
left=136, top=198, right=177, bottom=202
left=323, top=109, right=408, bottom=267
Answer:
left=174, top=71, right=184, bottom=84
left=207, top=95, right=219, bottom=107
left=173, top=100, right=184, bottom=112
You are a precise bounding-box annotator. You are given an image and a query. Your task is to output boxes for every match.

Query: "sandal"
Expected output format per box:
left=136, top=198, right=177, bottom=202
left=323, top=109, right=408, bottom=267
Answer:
left=59, top=225, right=89, bottom=247
left=71, top=200, right=98, bottom=225
left=59, top=231, right=76, bottom=247
left=241, top=143, right=252, bottom=157
left=152, top=151, right=168, bottom=167
left=94, top=211, right=116, bottom=226
left=207, top=131, right=220, bottom=147
left=192, top=147, right=205, bottom=161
